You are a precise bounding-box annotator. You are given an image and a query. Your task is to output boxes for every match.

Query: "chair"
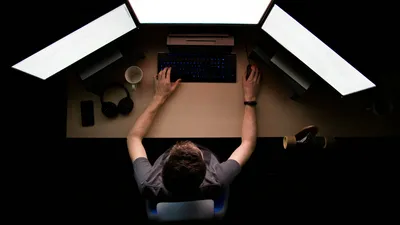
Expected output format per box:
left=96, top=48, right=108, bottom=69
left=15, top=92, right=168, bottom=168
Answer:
left=146, top=188, right=229, bottom=222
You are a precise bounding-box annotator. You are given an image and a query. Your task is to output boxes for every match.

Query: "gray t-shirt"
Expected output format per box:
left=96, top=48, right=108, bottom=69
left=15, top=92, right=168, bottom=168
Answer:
left=133, top=144, right=241, bottom=202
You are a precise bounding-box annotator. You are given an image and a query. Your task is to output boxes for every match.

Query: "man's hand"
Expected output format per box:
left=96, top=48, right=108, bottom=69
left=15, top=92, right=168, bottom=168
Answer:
left=154, top=67, right=182, bottom=101
left=243, top=65, right=261, bottom=101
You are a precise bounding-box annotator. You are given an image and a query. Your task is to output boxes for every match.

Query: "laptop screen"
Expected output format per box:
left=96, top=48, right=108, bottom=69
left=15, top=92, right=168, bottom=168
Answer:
left=262, top=5, right=375, bottom=96
left=128, top=0, right=272, bottom=24
left=12, top=4, right=136, bottom=80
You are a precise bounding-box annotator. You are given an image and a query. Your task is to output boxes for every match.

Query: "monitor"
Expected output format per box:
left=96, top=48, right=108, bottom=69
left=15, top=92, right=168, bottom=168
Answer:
left=12, top=4, right=136, bottom=80
left=262, top=5, right=376, bottom=96
left=128, top=0, right=272, bottom=24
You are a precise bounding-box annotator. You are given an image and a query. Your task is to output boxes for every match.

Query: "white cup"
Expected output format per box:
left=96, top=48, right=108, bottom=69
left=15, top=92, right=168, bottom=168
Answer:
left=125, top=66, right=143, bottom=91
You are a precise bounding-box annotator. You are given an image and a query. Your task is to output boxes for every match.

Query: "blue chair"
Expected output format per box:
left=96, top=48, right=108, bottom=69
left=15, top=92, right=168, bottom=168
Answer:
left=146, top=188, right=229, bottom=221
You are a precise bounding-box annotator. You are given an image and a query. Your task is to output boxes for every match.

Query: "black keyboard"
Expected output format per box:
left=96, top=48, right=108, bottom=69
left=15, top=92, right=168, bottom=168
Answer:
left=158, top=53, right=236, bottom=83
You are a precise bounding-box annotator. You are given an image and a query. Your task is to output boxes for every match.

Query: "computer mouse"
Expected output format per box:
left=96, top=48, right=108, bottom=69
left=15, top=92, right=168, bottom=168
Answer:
left=246, top=64, right=252, bottom=80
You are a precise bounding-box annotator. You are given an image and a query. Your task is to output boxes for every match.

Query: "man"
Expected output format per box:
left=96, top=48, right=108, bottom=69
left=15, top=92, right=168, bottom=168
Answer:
left=127, top=65, right=261, bottom=201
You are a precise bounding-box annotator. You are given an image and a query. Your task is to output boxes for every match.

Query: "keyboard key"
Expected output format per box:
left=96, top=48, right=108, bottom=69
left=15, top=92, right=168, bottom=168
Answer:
left=158, top=53, right=236, bottom=83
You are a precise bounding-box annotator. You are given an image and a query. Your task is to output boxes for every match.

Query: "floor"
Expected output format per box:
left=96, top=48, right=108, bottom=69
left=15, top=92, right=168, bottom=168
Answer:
left=57, top=137, right=397, bottom=223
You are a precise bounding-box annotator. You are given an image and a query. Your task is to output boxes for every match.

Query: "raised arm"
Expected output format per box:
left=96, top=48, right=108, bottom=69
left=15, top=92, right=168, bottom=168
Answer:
left=229, top=65, right=261, bottom=167
left=127, top=67, right=181, bottom=161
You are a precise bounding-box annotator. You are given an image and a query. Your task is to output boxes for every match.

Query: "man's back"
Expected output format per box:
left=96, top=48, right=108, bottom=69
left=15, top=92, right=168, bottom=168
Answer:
left=133, top=144, right=241, bottom=202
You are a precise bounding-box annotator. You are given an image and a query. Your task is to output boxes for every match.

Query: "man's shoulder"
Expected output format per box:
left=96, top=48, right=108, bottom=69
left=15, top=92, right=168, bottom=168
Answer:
left=140, top=144, right=229, bottom=201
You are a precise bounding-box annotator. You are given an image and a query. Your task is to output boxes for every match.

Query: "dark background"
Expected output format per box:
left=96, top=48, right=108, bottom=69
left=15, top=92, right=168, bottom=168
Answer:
left=276, top=0, right=399, bottom=86
left=5, top=0, right=399, bottom=223
left=7, top=0, right=126, bottom=65
left=7, top=0, right=399, bottom=77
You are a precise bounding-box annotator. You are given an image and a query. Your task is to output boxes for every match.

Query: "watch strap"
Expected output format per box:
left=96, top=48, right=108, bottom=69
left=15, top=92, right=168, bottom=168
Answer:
left=244, top=101, right=257, bottom=106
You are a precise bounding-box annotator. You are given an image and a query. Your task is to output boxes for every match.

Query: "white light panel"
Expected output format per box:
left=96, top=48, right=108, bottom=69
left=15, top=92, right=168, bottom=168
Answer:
left=262, top=5, right=375, bottom=96
left=12, top=4, right=136, bottom=79
left=129, top=0, right=272, bottom=24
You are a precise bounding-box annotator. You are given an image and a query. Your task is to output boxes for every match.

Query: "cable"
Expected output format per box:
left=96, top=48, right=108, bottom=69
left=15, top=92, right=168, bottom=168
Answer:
left=244, top=42, right=251, bottom=65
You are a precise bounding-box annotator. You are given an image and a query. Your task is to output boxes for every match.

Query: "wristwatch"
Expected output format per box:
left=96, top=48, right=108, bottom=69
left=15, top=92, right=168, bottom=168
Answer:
left=244, top=101, right=257, bottom=106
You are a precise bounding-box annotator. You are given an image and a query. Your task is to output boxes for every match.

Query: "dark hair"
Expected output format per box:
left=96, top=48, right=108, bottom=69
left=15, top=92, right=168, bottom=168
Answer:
left=162, top=141, right=206, bottom=196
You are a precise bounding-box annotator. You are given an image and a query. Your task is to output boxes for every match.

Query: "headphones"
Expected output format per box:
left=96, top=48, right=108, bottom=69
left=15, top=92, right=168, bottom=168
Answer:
left=100, top=84, right=134, bottom=118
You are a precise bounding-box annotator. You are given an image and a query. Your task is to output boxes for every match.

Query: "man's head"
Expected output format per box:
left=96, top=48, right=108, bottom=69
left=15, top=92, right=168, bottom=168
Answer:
left=162, top=141, right=206, bottom=196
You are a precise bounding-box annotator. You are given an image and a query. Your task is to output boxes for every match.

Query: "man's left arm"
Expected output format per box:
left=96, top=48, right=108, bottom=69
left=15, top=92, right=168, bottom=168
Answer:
left=127, top=67, right=181, bottom=162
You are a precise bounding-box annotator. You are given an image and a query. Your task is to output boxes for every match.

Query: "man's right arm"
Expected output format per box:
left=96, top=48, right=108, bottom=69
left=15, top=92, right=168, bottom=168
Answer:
left=229, top=105, right=257, bottom=167
left=228, top=65, right=260, bottom=167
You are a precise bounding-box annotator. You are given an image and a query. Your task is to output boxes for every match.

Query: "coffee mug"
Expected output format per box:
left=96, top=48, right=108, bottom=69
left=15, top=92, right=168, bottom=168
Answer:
left=125, top=66, right=143, bottom=91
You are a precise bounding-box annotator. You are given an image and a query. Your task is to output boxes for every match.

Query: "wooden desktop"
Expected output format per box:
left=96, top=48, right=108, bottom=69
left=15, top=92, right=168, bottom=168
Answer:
left=66, top=27, right=397, bottom=138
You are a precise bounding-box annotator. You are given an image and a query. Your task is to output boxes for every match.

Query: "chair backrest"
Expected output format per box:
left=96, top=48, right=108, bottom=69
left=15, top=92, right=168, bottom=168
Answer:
left=146, top=187, right=229, bottom=221
left=157, top=200, right=214, bottom=221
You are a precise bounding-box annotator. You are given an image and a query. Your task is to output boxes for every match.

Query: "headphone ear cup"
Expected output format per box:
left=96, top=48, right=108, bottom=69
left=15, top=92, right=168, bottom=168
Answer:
left=102, top=102, right=118, bottom=118
left=118, top=97, right=134, bottom=115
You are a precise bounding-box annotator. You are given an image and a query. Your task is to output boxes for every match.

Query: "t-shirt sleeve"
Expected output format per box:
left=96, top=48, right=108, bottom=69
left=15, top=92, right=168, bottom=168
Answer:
left=216, top=159, right=241, bottom=187
left=132, top=157, right=152, bottom=193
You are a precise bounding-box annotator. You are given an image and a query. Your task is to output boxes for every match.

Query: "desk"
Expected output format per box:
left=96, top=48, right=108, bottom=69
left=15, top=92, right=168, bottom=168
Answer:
left=67, top=27, right=397, bottom=138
